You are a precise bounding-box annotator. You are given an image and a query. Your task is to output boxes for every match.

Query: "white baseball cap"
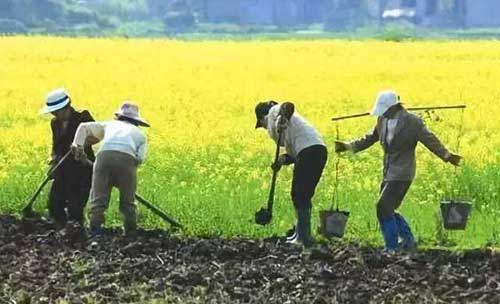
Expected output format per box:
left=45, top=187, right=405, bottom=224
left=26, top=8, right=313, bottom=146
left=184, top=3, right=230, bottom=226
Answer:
left=370, top=90, right=400, bottom=117
left=40, top=88, right=71, bottom=114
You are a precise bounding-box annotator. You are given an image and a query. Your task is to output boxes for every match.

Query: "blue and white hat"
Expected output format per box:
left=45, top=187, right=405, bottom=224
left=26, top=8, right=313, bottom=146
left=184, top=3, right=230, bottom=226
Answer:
left=40, top=88, right=71, bottom=114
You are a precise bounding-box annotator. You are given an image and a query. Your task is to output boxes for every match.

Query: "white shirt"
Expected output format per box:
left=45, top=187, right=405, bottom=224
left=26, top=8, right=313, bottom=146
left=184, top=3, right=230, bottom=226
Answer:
left=73, top=120, right=147, bottom=163
left=265, top=105, right=325, bottom=158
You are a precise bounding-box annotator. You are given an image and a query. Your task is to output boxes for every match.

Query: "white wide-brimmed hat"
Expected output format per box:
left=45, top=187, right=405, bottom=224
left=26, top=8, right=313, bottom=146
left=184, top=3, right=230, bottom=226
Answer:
left=370, top=90, right=400, bottom=117
left=40, top=88, right=71, bottom=114
left=114, top=102, right=150, bottom=127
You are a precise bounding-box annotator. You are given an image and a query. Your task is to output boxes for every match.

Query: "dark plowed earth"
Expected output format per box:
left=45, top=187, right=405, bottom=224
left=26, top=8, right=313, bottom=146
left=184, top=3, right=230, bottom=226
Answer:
left=0, top=215, right=499, bottom=304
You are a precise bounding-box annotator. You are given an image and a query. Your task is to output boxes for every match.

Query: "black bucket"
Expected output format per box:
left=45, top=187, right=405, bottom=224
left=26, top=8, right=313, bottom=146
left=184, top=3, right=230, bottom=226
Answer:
left=440, top=200, right=472, bottom=230
left=318, top=209, right=350, bottom=238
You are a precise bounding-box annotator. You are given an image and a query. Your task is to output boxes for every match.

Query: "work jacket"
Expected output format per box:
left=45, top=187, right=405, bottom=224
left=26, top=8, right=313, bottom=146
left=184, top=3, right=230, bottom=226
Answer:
left=51, top=107, right=95, bottom=177
left=350, top=109, right=450, bottom=181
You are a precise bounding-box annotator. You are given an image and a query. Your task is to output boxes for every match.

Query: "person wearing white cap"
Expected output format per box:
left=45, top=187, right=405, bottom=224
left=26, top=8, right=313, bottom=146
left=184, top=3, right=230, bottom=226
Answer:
left=335, top=90, right=461, bottom=252
left=41, top=88, right=95, bottom=229
left=71, top=102, right=149, bottom=238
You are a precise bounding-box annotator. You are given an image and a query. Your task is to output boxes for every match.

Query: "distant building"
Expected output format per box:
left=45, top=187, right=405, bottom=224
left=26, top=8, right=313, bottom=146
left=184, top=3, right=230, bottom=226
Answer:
left=144, top=0, right=500, bottom=28
left=240, top=0, right=274, bottom=25
left=203, top=0, right=240, bottom=23
left=464, top=0, right=500, bottom=27
left=374, top=0, right=500, bottom=28
left=200, top=0, right=328, bottom=26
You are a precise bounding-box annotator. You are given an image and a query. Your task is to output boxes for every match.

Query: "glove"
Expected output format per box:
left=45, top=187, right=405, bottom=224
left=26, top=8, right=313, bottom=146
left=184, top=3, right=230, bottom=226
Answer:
left=270, top=159, right=283, bottom=173
left=270, top=154, right=294, bottom=172
left=278, top=154, right=295, bottom=165
left=445, top=153, right=462, bottom=166
left=71, top=144, right=86, bottom=162
left=335, top=141, right=351, bottom=153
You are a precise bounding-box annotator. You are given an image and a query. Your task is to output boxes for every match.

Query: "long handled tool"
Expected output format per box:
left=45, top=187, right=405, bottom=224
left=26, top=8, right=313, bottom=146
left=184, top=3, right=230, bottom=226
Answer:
left=255, top=131, right=282, bottom=226
left=331, top=104, right=466, bottom=121
left=135, top=193, right=183, bottom=229
left=81, top=159, right=183, bottom=228
left=22, top=150, right=72, bottom=217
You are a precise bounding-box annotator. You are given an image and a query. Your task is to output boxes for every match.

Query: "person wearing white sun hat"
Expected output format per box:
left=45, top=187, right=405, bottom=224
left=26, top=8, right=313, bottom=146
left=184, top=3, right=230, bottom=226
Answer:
left=335, top=90, right=462, bottom=252
left=71, top=102, right=149, bottom=238
left=41, top=88, right=96, bottom=229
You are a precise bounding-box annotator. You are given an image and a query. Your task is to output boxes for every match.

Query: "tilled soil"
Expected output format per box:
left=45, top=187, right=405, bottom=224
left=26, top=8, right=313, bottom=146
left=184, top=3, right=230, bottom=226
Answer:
left=1, top=215, right=499, bottom=304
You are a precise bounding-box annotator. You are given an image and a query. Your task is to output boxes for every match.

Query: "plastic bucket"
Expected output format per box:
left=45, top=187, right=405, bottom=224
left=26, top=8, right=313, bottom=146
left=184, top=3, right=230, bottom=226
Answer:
left=440, top=200, right=472, bottom=230
left=318, top=209, right=350, bottom=238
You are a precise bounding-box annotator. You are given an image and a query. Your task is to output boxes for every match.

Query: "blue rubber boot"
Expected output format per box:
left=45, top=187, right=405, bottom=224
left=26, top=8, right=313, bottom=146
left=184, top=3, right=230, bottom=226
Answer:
left=394, top=213, right=417, bottom=250
left=380, top=216, right=399, bottom=252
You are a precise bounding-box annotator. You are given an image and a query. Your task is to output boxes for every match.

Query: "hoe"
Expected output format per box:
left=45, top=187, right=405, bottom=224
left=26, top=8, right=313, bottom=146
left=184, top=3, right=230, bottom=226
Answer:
left=22, top=152, right=183, bottom=229
left=22, top=150, right=72, bottom=218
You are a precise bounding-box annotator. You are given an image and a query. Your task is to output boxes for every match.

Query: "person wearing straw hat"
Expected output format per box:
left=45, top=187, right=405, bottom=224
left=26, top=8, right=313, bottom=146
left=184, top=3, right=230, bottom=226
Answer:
left=335, top=90, right=461, bottom=252
left=255, top=100, right=327, bottom=247
left=71, top=102, right=149, bottom=238
left=41, top=88, right=96, bottom=229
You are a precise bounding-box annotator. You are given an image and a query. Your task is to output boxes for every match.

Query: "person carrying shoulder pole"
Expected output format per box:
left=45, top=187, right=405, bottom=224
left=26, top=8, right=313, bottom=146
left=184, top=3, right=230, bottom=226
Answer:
left=255, top=100, right=327, bottom=247
left=40, top=88, right=96, bottom=229
left=335, top=90, right=462, bottom=252
left=71, top=102, right=149, bottom=238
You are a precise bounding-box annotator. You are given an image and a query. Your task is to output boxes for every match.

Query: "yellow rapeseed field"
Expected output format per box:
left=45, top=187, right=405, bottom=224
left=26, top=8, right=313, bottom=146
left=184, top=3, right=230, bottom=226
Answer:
left=1, top=37, right=499, bottom=247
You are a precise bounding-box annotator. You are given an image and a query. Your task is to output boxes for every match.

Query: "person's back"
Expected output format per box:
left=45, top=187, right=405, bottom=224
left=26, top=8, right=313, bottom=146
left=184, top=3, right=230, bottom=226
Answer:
left=266, top=104, right=325, bottom=158
left=72, top=102, right=149, bottom=238
left=98, top=120, right=146, bottom=163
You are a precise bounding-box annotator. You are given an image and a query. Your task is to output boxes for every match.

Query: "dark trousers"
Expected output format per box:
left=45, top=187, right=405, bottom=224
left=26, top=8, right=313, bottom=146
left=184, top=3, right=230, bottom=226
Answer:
left=376, top=181, right=412, bottom=221
left=291, top=145, right=328, bottom=209
left=48, top=160, right=92, bottom=225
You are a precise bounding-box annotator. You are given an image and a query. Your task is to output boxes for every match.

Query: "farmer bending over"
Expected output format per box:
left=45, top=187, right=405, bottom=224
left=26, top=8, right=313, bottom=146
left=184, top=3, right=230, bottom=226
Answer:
left=40, top=88, right=95, bottom=229
left=335, top=90, right=461, bottom=252
left=255, top=101, right=327, bottom=247
left=71, top=102, right=149, bottom=238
